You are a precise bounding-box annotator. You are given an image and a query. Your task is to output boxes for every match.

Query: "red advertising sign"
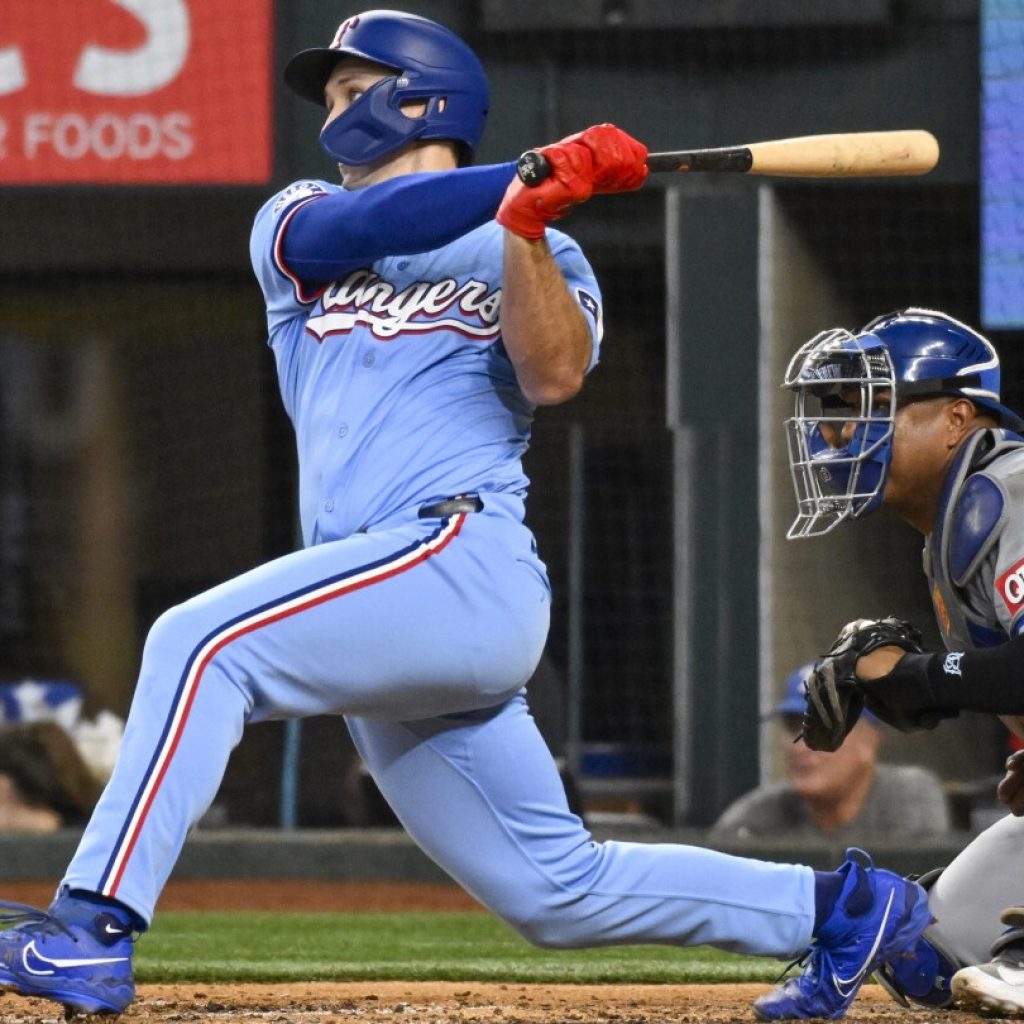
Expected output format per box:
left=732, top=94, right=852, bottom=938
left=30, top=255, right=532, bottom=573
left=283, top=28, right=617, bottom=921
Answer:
left=0, top=0, right=273, bottom=184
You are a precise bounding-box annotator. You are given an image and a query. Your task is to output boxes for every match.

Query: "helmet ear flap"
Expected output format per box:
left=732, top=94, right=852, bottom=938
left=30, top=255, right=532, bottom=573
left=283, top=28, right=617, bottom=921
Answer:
left=319, top=77, right=412, bottom=164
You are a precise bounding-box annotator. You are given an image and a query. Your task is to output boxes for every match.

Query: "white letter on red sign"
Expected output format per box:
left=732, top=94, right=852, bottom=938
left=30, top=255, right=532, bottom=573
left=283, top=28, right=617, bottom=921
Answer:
left=0, top=47, right=27, bottom=96
left=73, top=0, right=190, bottom=97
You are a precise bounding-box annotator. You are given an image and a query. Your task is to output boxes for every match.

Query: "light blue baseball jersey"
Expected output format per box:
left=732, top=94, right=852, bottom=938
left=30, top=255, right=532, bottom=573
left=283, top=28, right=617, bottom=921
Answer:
left=250, top=178, right=604, bottom=545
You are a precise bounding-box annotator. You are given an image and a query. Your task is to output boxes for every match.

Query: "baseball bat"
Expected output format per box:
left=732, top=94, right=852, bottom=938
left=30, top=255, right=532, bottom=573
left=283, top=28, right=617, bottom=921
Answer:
left=515, top=129, right=940, bottom=186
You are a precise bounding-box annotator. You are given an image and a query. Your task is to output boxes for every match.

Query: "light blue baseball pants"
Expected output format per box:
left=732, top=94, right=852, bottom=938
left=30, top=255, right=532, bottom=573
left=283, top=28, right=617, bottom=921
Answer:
left=63, top=495, right=814, bottom=956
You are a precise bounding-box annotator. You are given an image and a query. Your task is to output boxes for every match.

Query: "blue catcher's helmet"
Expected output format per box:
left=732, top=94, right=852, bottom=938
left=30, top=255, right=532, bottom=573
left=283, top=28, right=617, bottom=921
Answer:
left=784, top=307, right=1024, bottom=538
left=284, top=10, right=489, bottom=167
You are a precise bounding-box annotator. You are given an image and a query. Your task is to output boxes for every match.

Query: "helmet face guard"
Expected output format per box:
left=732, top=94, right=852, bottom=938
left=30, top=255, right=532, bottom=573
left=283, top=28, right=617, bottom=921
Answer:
left=319, top=76, right=430, bottom=165
left=784, top=307, right=1024, bottom=540
left=784, top=328, right=897, bottom=539
left=318, top=69, right=483, bottom=166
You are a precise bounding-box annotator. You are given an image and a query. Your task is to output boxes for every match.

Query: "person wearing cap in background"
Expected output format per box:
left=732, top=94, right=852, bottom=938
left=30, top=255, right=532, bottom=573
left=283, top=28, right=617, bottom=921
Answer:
left=0, top=722, right=102, bottom=832
left=710, top=663, right=951, bottom=844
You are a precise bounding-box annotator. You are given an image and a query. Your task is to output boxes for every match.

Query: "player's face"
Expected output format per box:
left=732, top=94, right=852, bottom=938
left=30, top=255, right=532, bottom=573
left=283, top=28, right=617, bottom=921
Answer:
left=323, top=58, right=431, bottom=188
left=323, top=58, right=390, bottom=134
left=819, top=387, right=952, bottom=516
left=784, top=717, right=880, bottom=802
left=816, top=385, right=891, bottom=450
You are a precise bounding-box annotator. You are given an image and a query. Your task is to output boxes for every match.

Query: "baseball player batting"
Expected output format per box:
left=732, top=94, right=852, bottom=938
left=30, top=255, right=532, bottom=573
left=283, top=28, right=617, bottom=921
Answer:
left=781, top=308, right=1024, bottom=1016
left=0, top=10, right=929, bottom=1020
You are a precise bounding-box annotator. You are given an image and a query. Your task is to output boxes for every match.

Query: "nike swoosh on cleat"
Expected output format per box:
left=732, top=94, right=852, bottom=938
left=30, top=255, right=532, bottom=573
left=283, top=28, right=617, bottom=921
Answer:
left=830, top=889, right=896, bottom=1000
left=22, top=940, right=130, bottom=977
left=103, top=923, right=128, bottom=936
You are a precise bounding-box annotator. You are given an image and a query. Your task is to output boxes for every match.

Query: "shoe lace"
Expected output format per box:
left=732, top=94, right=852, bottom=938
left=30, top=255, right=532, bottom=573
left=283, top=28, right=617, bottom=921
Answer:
left=772, top=947, right=816, bottom=984
left=0, top=900, right=75, bottom=940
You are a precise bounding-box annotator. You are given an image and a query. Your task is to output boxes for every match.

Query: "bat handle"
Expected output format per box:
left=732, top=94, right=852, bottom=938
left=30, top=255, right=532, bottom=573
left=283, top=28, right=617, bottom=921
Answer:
left=516, top=147, right=694, bottom=184
left=516, top=150, right=551, bottom=187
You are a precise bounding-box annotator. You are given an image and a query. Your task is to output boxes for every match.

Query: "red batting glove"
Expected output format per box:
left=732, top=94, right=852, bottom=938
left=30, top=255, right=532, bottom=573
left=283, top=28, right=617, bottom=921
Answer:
left=497, top=124, right=647, bottom=239
left=497, top=141, right=594, bottom=240
left=562, top=124, right=649, bottom=194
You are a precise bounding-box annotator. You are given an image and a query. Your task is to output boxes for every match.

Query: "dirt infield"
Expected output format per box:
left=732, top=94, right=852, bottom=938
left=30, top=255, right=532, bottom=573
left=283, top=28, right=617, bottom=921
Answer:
left=0, top=982, right=980, bottom=1024
left=0, top=882, right=978, bottom=1023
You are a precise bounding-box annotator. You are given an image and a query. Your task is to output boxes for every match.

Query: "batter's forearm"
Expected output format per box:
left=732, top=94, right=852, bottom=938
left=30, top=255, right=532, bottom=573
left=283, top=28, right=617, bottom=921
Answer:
left=282, top=162, right=517, bottom=280
left=500, top=233, right=591, bottom=406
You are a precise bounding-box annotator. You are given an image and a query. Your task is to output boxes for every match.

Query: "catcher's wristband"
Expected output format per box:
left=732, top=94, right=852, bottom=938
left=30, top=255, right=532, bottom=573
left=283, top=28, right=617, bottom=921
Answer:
left=919, top=633, right=1024, bottom=715
left=864, top=652, right=955, bottom=731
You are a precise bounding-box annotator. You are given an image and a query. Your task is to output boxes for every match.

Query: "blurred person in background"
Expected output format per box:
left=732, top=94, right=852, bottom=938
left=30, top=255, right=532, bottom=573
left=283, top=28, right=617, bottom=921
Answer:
left=710, top=663, right=950, bottom=844
left=0, top=722, right=101, bottom=831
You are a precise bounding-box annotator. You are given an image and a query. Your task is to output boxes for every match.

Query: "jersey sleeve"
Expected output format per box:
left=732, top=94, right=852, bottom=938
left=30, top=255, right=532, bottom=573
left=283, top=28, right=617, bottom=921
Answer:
left=545, top=229, right=604, bottom=373
left=249, top=180, right=336, bottom=332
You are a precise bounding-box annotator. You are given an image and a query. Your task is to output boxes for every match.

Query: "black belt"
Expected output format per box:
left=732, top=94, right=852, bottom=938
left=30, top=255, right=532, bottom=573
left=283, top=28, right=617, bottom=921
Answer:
left=418, top=494, right=484, bottom=518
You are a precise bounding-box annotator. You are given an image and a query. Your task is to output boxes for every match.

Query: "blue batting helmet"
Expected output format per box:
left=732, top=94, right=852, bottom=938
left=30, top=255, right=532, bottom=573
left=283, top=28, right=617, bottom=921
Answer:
left=784, top=308, right=1024, bottom=538
left=284, top=10, right=489, bottom=167
left=858, top=309, right=1022, bottom=428
left=770, top=664, right=816, bottom=717
left=768, top=663, right=879, bottom=727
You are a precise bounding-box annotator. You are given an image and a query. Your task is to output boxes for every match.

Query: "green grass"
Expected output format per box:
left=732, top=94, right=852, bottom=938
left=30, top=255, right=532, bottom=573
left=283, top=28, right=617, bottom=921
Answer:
left=136, top=911, right=783, bottom=985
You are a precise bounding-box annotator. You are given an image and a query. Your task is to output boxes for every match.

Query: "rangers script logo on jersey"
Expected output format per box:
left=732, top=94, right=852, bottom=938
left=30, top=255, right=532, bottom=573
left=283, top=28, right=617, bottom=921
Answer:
left=305, top=269, right=502, bottom=342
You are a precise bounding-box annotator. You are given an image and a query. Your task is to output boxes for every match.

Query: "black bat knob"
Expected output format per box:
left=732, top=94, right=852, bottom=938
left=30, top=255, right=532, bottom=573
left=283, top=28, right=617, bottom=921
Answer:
left=516, top=150, right=551, bottom=187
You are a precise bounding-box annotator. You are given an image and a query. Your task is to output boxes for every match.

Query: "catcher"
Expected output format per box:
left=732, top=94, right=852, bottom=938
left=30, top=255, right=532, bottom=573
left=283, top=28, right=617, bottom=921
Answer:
left=773, top=307, right=1024, bottom=1018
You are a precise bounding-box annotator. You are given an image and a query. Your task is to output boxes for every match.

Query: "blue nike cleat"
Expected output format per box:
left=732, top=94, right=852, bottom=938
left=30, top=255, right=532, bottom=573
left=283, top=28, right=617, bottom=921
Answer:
left=752, top=849, right=932, bottom=1020
left=0, top=893, right=136, bottom=1016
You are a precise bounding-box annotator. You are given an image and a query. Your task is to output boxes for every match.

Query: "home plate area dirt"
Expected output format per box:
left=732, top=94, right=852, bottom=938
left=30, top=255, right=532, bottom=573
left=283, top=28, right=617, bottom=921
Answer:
left=0, top=882, right=984, bottom=1023
left=0, top=983, right=985, bottom=1024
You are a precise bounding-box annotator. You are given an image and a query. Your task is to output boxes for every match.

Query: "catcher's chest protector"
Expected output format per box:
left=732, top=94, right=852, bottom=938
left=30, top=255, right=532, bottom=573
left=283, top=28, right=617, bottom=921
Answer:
left=925, top=429, right=1024, bottom=649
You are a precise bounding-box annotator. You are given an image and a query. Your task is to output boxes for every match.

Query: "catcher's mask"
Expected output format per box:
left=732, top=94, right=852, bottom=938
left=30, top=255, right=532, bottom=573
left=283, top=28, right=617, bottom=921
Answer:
left=284, top=10, right=489, bottom=168
left=784, top=307, right=1024, bottom=539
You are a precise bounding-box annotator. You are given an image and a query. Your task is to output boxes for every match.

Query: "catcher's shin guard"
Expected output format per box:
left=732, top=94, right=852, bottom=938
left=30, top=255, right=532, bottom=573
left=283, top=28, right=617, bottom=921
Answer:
left=875, top=868, right=962, bottom=1010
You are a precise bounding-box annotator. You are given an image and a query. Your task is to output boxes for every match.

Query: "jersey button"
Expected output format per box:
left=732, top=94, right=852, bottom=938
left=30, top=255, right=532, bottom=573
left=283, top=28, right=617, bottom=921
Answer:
left=362, top=352, right=376, bottom=368
left=337, top=424, right=348, bottom=438
left=324, top=499, right=335, bottom=512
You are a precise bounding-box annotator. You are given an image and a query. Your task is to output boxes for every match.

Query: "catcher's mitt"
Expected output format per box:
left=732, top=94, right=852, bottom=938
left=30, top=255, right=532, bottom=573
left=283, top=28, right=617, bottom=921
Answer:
left=802, top=616, right=925, bottom=752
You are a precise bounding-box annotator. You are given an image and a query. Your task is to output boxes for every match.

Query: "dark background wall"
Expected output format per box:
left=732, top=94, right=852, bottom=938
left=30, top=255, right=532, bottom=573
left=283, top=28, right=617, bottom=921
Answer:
left=0, top=2, right=981, bottom=272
